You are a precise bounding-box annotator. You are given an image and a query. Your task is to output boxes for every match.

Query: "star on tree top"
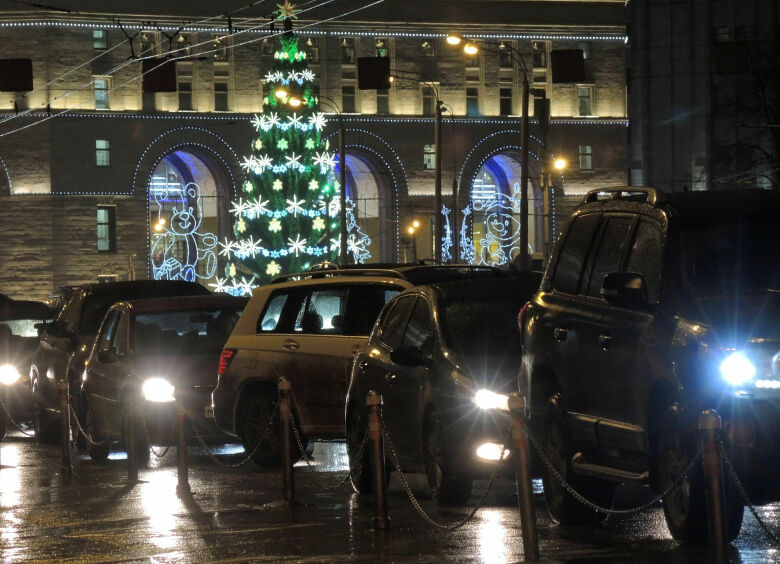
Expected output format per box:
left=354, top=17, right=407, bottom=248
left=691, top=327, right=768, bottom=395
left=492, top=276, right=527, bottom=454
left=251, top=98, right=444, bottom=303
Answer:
left=275, top=0, right=299, bottom=19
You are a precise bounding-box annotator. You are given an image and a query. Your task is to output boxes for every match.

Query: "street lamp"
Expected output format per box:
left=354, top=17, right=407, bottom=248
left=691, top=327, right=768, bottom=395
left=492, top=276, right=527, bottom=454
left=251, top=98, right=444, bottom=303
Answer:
left=408, top=219, right=420, bottom=262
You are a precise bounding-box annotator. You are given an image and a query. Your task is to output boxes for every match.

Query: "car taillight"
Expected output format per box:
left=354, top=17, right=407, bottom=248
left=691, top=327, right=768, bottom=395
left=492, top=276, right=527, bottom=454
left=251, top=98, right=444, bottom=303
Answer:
left=517, top=301, right=531, bottom=333
left=218, top=349, right=236, bottom=376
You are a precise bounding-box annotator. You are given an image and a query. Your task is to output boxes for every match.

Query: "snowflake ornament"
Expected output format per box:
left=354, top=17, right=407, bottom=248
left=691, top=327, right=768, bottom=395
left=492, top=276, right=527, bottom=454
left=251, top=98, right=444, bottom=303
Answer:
left=308, top=179, right=319, bottom=191
left=287, top=234, right=307, bottom=257
left=305, top=138, right=315, bottom=150
left=273, top=178, right=283, bottom=191
left=312, top=217, right=325, bottom=231
left=286, top=196, right=305, bottom=216
left=277, top=138, right=289, bottom=150
left=266, top=261, right=281, bottom=277
left=269, top=218, right=282, bottom=232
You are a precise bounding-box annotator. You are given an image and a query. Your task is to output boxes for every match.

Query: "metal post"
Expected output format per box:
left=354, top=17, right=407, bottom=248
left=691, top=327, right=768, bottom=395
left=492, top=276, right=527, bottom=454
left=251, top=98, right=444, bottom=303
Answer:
left=699, top=410, right=727, bottom=563
left=434, top=99, right=443, bottom=263
left=176, top=398, right=190, bottom=496
left=509, top=393, right=539, bottom=560
left=519, top=76, right=530, bottom=270
left=366, top=390, right=389, bottom=530
left=126, top=394, right=139, bottom=483
left=58, top=380, right=73, bottom=475
left=279, top=377, right=294, bottom=502
left=338, top=119, right=348, bottom=266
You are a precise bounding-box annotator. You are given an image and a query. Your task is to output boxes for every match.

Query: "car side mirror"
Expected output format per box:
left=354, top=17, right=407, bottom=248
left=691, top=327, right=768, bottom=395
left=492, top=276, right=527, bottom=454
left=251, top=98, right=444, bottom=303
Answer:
left=97, top=349, right=118, bottom=364
left=390, top=346, right=430, bottom=366
left=43, top=320, right=72, bottom=339
left=601, top=272, right=648, bottom=307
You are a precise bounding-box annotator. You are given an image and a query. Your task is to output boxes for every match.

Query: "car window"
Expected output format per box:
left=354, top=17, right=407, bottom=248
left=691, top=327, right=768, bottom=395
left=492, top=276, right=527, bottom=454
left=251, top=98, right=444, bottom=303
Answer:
left=552, top=213, right=601, bottom=294
left=343, top=285, right=402, bottom=336
left=379, top=296, right=415, bottom=350
left=403, top=298, right=434, bottom=353
left=112, top=312, right=129, bottom=354
left=442, top=296, right=523, bottom=356
left=96, top=310, right=120, bottom=351
left=625, top=219, right=663, bottom=303
left=134, top=306, right=244, bottom=355
left=258, top=292, right=290, bottom=332
left=294, top=287, right=348, bottom=334
left=586, top=215, right=634, bottom=298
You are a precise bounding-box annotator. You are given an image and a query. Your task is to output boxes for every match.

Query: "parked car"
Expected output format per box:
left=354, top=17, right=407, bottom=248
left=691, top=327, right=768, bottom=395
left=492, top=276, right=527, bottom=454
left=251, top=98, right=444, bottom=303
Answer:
left=212, top=264, right=517, bottom=467
left=346, top=272, right=542, bottom=503
left=79, top=295, right=247, bottom=464
left=519, top=187, right=780, bottom=542
left=0, top=299, right=57, bottom=439
left=30, top=280, right=211, bottom=443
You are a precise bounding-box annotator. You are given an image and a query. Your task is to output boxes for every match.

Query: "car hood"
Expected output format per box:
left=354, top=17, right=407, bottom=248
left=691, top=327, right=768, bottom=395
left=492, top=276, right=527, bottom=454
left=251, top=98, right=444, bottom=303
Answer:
left=454, top=353, right=520, bottom=395
left=128, top=354, right=219, bottom=390
left=682, top=292, right=779, bottom=345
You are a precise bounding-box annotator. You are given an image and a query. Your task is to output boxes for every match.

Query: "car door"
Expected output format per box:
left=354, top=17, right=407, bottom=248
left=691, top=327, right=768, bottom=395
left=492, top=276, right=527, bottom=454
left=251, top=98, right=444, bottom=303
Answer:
left=84, top=309, right=129, bottom=432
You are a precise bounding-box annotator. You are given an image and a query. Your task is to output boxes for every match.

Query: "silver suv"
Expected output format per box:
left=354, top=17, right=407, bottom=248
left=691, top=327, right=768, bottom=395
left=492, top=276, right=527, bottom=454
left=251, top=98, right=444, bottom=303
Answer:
left=211, top=264, right=506, bottom=467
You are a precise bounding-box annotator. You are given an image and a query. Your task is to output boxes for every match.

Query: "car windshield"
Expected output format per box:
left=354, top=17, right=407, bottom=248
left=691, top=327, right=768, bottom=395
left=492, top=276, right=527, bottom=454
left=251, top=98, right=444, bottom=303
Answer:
left=0, top=317, right=50, bottom=338
left=441, top=297, right=522, bottom=356
left=133, top=307, right=242, bottom=355
left=679, top=221, right=780, bottom=298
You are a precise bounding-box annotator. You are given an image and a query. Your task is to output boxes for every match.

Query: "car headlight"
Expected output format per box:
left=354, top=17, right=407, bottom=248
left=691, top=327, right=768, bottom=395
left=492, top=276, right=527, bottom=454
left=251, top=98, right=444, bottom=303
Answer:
left=474, top=389, right=509, bottom=411
left=719, top=352, right=756, bottom=387
left=0, top=364, right=21, bottom=386
left=142, top=377, right=175, bottom=403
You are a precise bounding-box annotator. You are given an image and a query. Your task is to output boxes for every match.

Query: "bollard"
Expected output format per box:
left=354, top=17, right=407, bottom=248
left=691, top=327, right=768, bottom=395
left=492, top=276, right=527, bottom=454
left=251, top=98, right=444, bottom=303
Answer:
left=58, top=380, right=73, bottom=475
left=176, top=398, right=190, bottom=496
left=278, top=377, right=294, bottom=502
left=699, top=409, right=727, bottom=564
left=366, top=390, right=389, bottom=530
left=126, top=393, right=139, bottom=483
left=509, top=393, right=539, bottom=561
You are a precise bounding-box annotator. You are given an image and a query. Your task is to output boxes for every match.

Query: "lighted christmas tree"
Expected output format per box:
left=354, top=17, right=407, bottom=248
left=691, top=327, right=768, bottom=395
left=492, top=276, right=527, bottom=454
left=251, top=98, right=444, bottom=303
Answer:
left=214, top=5, right=370, bottom=296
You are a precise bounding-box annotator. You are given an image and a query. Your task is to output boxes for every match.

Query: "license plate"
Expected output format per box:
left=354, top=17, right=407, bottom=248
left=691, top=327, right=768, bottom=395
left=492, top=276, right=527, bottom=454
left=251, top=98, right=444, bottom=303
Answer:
left=204, top=405, right=214, bottom=419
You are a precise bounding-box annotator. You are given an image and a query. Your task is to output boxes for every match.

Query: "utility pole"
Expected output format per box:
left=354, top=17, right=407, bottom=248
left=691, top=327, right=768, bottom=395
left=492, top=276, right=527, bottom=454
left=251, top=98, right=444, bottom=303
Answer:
left=519, top=76, right=530, bottom=271
left=434, top=99, right=443, bottom=263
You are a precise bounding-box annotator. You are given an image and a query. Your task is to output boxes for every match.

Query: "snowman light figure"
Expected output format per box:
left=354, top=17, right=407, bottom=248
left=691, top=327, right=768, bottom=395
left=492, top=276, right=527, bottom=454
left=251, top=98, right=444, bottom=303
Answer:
left=151, top=182, right=217, bottom=282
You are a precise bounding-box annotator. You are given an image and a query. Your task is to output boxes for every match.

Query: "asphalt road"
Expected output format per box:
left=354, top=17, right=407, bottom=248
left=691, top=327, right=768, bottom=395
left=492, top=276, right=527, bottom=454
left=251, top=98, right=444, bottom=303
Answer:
left=0, top=429, right=778, bottom=563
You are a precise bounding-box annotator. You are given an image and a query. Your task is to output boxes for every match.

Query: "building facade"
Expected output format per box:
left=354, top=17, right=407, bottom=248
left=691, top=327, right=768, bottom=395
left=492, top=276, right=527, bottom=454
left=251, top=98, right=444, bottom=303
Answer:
left=0, top=1, right=627, bottom=299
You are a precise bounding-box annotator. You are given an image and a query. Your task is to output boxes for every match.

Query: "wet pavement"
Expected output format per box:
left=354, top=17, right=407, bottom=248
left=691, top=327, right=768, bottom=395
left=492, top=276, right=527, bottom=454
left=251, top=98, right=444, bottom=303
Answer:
left=1, top=429, right=779, bottom=563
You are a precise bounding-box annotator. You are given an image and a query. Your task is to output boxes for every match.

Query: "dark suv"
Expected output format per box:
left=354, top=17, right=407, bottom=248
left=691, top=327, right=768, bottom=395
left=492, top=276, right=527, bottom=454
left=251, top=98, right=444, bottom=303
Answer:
left=30, top=280, right=210, bottom=442
left=519, top=187, right=780, bottom=543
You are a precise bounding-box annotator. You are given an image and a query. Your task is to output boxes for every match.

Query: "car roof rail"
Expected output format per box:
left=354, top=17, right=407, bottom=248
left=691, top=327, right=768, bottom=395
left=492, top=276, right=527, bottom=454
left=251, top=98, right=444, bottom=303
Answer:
left=581, top=186, right=664, bottom=205
left=270, top=268, right=409, bottom=284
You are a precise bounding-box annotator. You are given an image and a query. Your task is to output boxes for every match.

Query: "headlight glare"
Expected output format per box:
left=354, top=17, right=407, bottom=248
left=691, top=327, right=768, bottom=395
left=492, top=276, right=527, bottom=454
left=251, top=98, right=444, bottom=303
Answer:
left=719, top=352, right=756, bottom=387
left=142, top=377, right=175, bottom=403
left=0, top=364, right=21, bottom=386
left=474, top=389, right=510, bottom=411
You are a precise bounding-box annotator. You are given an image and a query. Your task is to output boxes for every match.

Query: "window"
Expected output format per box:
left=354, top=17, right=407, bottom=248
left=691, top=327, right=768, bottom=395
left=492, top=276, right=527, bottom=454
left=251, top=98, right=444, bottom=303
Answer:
left=93, top=30, right=107, bottom=50
left=214, top=82, right=228, bottom=111
left=177, top=63, right=193, bottom=111
left=552, top=213, right=601, bottom=294
left=466, top=87, right=480, bottom=116
left=261, top=38, right=275, bottom=56
left=423, top=144, right=436, bottom=170
left=578, top=41, right=591, bottom=61
left=258, top=292, right=290, bottom=332
left=499, top=42, right=513, bottom=68
left=379, top=297, right=415, bottom=350
left=421, top=85, right=435, bottom=116
left=586, top=216, right=634, bottom=297
left=532, top=41, right=547, bottom=68
left=403, top=299, right=433, bottom=352
left=499, top=87, right=512, bottom=115
left=420, top=38, right=435, bottom=57
left=577, top=85, right=594, bottom=116
left=93, top=76, right=109, bottom=109
left=176, top=33, right=194, bottom=56
left=305, top=37, right=320, bottom=63
left=375, top=37, right=389, bottom=58
left=212, top=34, right=229, bottom=61
left=343, top=285, right=401, bottom=336
left=714, top=26, right=731, bottom=42
left=376, top=89, right=389, bottom=114
left=295, top=288, right=348, bottom=334
left=341, top=37, right=356, bottom=64
left=138, top=32, right=158, bottom=56
left=579, top=145, right=593, bottom=171
left=96, top=205, right=116, bottom=252
left=342, top=84, right=355, bottom=113
left=95, top=139, right=110, bottom=166
left=96, top=310, right=120, bottom=350
left=625, top=219, right=663, bottom=303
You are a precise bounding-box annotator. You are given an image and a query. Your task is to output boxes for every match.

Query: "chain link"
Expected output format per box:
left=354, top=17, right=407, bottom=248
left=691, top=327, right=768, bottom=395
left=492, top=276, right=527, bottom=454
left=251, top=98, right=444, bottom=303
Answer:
left=189, top=404, right=279, bottom=469
left=0, top=396, right=36, bottom=437
left=382, top=410, right=511, bottom=531
left=68, top=398, right=111, bottom=448
left=519, top=412, right=701, bottom=515
left=287, top=397, right=368, bottom=491
left=138, top=415, right=170, bottom=458
left=718, top=438, right=780, bottom=546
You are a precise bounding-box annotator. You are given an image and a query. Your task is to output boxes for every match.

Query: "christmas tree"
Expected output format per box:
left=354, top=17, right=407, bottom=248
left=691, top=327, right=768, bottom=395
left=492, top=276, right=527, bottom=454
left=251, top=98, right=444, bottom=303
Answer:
left=215, top=6, right=369, bottom=296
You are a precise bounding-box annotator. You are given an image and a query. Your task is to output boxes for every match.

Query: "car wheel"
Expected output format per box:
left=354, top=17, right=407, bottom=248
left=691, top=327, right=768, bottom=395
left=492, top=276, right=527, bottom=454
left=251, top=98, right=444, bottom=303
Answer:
left=32, top=380, right=59, bottom=445
left=84, top=401, right=110, bottom=461
left=658, top=403, right=744, bottom=543
left=423, top=409, right=473, bottom=505
left=122, top=406, right=150, bottom=467
left=346, top=407, right=372, bottom=493
left=541, top=393, right=614, bottom=525
left=238, top=392, right=304, bottom=468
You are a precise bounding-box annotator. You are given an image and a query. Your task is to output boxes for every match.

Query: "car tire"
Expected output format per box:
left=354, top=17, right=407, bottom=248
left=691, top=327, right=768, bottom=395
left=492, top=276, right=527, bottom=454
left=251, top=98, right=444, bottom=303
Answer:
left=346, top=407, right=373, bottom=493
left=541, top=393, right=614, bottom=525
left=84, top=401, right=110, bottom=461
left=423, top=409, right=473, bottom=505
left=238, top=392, right=304, bottom=468
left=657, top=403, right=744, bottom=543
left=122, top=406, right=150, bottom=467
left=32, top=380, right=59, bottom=445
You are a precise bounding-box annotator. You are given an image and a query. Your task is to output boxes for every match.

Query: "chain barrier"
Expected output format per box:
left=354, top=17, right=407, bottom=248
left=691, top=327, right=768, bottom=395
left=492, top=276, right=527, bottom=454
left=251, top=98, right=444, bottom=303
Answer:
left=287, top=397, right=369, bottom=491
left=139, top=415, right=170, bottom=458
left=68, top=399, right=111, bottom=448
left=189, top=403, right=279, bottom=469
left=519, top=413, right=702, bottom=515
left=717, top=438, right=780, bottom=546
left=0, top=396, right=36, bottom=437
left=382, top=411, right=511, bottom=531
